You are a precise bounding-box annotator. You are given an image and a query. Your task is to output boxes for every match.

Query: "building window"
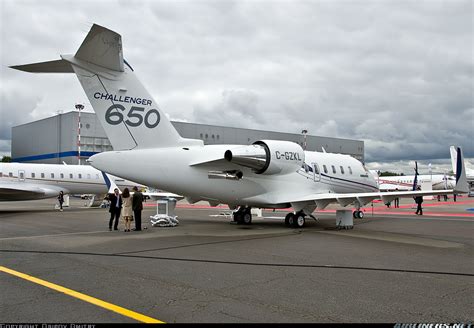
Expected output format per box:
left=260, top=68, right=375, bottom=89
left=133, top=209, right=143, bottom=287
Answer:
left=340, top=166, right=344, bottom=174
left=69, top=173, right=73, bottom=179
left=331, top=165, right=336, bottom=174
left=323, top=165, right=328, bottom=174
left=60, top=173, right=64, bottom=179
left=41, top=173, right=45, bottom=178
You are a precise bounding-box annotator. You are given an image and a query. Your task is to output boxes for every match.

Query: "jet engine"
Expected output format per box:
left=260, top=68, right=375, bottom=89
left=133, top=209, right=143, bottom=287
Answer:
left=224, top=140, right=304, bottom=175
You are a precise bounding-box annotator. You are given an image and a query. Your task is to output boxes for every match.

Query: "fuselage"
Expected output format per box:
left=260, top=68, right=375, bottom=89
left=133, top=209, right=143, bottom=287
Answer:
left=0, top=162, right=141, bottom=201
left=89, top=145, right=379, bottom=208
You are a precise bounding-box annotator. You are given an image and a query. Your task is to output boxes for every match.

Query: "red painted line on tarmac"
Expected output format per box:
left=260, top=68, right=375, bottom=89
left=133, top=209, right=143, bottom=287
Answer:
left=143, top=198, right=474, bottom=218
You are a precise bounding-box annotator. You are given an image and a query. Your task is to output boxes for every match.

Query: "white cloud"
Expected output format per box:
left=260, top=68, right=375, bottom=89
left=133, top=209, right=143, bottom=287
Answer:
left=0, top=0, right=472, bottom=170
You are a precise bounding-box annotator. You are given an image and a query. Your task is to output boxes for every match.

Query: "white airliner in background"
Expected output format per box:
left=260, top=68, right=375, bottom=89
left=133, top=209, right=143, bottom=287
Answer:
left=371, top=172, right=455, bottom=191
left=0, top=162, right=141, bottom=201
left=11, top=24, right=469, bottom=227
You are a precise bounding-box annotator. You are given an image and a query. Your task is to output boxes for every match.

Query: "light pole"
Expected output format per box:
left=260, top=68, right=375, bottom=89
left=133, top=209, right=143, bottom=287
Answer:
left=301, top=129, right=308, bottom=150
left=75, top=104, right=84, bottom=165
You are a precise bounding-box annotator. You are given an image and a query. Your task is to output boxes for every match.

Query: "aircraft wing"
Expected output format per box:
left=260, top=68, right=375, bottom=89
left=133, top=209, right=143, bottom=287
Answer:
left=0, top=181, right=69, bottom=201
left=279, top=189, right=462, bottom=210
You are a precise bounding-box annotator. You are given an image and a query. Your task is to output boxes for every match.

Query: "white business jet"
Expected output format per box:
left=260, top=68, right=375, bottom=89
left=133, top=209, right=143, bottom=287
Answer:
left=0, top=162, right=140, bottom=201
left=11, top=24, right=469, bottom=227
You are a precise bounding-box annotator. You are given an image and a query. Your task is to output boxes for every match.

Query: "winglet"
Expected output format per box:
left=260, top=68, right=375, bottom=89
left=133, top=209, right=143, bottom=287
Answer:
left=453, top=147, right=469, bottom=193
left=101, top=172, right=120, bottom=194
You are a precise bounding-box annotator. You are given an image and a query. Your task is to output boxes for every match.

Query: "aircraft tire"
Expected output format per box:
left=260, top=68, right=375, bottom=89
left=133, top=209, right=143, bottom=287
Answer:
left=234, top=211, right=243, bottom=224
left=358, top=211, right=364, bottom=219
left=293, top=213, right=305, bottom=228
left=243, top=210, right=252, bottom=225
left=285, top=213, right=295, bottom=227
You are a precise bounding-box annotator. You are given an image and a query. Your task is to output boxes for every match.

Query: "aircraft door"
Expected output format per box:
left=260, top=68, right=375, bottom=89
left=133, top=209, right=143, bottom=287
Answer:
left=18, top=170, right=25, bottom=182
left=312, top=163, right=321, bottom=182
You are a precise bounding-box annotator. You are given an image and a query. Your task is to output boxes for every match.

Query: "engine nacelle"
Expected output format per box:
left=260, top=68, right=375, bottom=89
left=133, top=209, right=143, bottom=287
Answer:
left=225, top=140, right=304, bottom=175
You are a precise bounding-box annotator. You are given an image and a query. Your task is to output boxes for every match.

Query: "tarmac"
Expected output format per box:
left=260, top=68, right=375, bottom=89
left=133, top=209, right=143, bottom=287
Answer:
left=1, top=196, right=473, bottom=323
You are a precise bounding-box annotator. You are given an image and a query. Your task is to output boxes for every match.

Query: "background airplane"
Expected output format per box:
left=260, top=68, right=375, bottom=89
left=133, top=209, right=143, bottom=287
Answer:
left=370, top=171, right=455, bottom=191
left=11, top=24, right=469, bottom=227
left=0, top=162, right=141, bottom=202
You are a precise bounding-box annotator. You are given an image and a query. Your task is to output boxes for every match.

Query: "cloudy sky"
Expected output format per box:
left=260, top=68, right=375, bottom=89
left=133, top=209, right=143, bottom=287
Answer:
left=1, top=0, right=472, bottom=174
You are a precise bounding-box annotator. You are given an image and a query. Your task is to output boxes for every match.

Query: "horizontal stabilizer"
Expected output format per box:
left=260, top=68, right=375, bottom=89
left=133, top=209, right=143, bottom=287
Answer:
left=10, top=59, right=74, bottom=73
left=75, top=24, right=124, bottom=72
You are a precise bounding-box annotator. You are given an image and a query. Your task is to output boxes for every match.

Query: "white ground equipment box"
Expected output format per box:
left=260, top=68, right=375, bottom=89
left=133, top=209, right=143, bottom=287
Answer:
left=336, top=210, right=353, bottom=229
left=150, top=198, right=179, bottom=227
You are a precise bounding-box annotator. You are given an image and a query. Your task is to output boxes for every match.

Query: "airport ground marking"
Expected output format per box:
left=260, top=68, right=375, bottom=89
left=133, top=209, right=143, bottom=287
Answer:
left=0, top=265, right=164, bottom=324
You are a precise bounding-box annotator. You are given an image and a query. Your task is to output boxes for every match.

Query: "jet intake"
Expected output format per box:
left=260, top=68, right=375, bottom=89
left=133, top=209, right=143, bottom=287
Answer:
left=225, top=140, right=304, bottom=175
left=208, top=170, right=243, bottom=180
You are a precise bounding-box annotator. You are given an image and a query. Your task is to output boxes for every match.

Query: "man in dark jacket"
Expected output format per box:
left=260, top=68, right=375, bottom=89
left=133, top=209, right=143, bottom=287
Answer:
left=108, top=188, right=122, bottom=231
left=414, top=186, right=423, bottom=215
left=132, top=186, right=144, bottom=231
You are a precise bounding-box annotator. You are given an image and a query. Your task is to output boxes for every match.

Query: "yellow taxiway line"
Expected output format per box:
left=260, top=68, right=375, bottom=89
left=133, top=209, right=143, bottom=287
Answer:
left=0, top=265, right=164, bottom=323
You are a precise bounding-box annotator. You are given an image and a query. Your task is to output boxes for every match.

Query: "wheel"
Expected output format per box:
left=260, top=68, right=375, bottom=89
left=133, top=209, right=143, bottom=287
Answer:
left=242, top=209, right=252, bottom=225
left=353, top=211, right=358, bottom=219
left=285, top=213, right=295, bottom=226
left=358, top=211, right=364, bottom=219
left=293, top=213, right=305, bottom=228
left=233, top=211, right=243, bottom=224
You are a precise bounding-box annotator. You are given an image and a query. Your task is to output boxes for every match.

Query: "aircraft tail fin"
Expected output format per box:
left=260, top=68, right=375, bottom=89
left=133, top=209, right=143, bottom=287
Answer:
left=453, top=147, right=469, bottom=194
left=449, top=146, right=458, bottom=174
left=11, top=24, right=202, bottom=151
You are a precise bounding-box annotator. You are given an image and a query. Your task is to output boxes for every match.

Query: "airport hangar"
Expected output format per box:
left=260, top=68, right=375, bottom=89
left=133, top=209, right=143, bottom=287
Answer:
left=11, top=110, right=364, bottom=164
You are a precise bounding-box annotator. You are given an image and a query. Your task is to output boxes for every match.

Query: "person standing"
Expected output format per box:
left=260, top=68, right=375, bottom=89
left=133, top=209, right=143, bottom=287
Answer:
left=132, top=186, right=144, bottom=231
left=121, top=188, right=133, bottom=232
left=108, top=188, right=122, bottom=231
left=57, top=191, right=64, bottom=211
left=394, top=188, right=400, bottom=208
left=414, top=187, right=423, bottom=215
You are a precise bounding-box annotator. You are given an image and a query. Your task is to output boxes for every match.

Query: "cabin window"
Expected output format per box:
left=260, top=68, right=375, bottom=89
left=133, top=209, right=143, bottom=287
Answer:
left=69, top=173, right=73, bottom=179
left=60, top=173, right=64, bottom=179
left=51, top=173, right=54, bottom=178
left=340, top=166, right=345, bottom=174
left=41, top=173, right=45, bottom=178
left=348, top=166, right=353, bottom=175
left=78, top=174, right=82, bottom=179
left=323, top=165, right=328, bottom=174
left=9, top=172, right=13, bottom=177
left=314, top=164, right=319, bottom=174
left=31, top=173, right=35, bottom=178
left=331, top=165, right=336, bottom=174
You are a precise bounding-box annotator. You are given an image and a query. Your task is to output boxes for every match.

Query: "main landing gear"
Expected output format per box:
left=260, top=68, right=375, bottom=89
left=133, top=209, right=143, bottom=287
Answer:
left=233, top=207, right=252, bottom=225
left=353, top=210, right=364, bottom=219
left=284, top=211, right=306, bottom=228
